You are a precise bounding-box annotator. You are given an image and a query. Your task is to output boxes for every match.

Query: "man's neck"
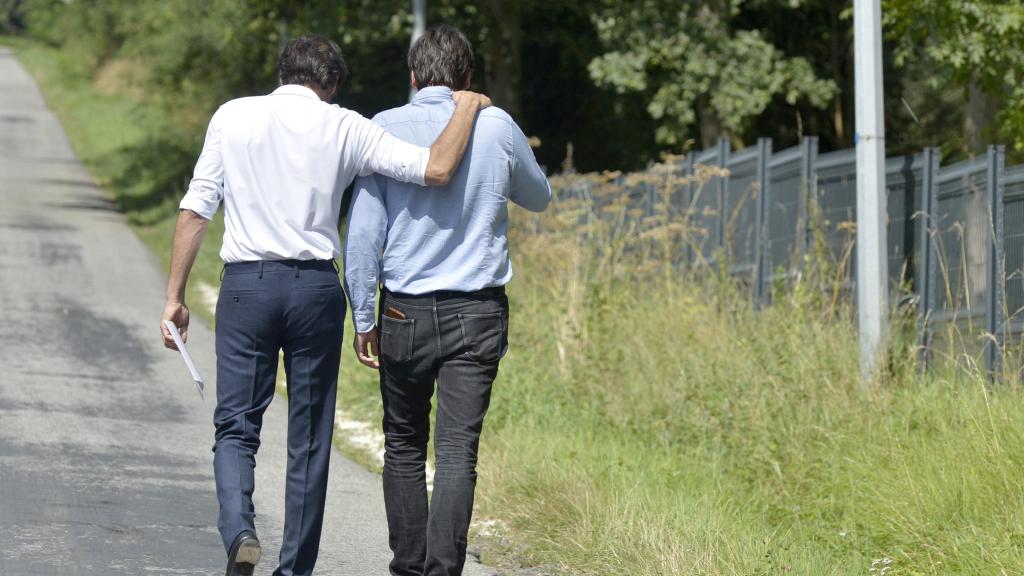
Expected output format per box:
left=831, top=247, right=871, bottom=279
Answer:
left=284, top=83, right=333, bottom=102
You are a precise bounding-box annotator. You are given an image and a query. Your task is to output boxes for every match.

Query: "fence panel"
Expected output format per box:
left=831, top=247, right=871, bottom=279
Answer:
left=762, top=140, right=808, bottom=298
left=815, top=149, right=858, bottom=286
left=549, top=137, right=1024, bottom=379
left=689, top=144, right=727, bottom=265
left=929, top=155, right=991, bottom=363
left=546, top=136, right=1024, bottom=378
left=1002, top=164, right=1024, bottom=372
left=1004, top=165, right=1024, bottom=325
left=724, top=145, right=760, bottom=282
left=884, top=154, right=925, bottom=292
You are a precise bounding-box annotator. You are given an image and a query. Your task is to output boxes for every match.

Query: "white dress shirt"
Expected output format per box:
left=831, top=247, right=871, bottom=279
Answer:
left=179, top=84, right=431, bottom=263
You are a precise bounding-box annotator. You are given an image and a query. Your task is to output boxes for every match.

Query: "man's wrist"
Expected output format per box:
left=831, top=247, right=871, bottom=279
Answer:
left=355, top=318, right=377, bottom=334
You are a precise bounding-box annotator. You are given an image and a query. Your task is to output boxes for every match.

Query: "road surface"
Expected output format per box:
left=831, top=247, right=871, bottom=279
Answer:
left=0, top=46, right=495, bottom=576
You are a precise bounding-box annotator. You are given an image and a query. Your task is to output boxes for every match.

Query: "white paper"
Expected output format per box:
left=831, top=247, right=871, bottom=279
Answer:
left=163, top=320, right=205, bottom=399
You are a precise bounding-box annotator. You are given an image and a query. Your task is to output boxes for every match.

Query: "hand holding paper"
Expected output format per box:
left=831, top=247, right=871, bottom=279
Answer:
left=163, top=319, right=205, bottom=399
left=161, top=301, right=190, bottom=350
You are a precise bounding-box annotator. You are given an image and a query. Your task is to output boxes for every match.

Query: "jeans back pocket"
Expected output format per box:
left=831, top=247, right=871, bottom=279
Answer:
left=380, top=315, right=415, bottom=363
left=458, top=312, right=507, bottom=364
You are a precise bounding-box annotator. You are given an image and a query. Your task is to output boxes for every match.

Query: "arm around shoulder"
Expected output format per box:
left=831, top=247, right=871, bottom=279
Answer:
left=423, top=91, right=492, bottom=186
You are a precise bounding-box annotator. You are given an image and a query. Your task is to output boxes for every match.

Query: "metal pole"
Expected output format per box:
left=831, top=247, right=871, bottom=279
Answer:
left=984, top=145, right=1005, bottom=379
left=409, top=0, right=427, bottom=100
left=917, top=148, right=938, bottom=368
left=716, top=138, right=731, bottom=257
left=799, top=136, right=818, bottom=270
left=754, top=138, right=771, bottom=307
left=854, top=0, right=888, bottom=383
left=684, top=153, right=695, bottom=268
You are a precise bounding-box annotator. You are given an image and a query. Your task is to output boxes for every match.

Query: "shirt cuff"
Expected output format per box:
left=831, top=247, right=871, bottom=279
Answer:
left=179, top=191, right=218, bottom=220
left=412, top=147, right=429, bottom=186
left=353, top=310, right=377, bottom=334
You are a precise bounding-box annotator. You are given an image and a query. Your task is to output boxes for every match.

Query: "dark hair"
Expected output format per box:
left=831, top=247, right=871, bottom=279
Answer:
left=407, top=24, right=474, bottom=90
left=278, top=34, right=348, bottom=92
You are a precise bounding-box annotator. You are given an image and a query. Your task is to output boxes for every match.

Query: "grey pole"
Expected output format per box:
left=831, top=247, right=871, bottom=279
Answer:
left=984, top=145, right=1005, bottom=379
left=410, top=0, right=427, bottom=100
left=854, top=0, right=888, bottom=383
left=916, top=148, right=939, bottom=369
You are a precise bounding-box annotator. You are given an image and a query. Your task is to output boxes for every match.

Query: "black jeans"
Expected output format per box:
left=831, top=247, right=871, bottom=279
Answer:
left=214, top=259, right=344, bottom=576
left=378, top=288, right=509, bottom=576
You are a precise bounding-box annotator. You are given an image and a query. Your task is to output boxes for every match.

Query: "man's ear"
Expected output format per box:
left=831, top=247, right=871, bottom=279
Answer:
left=410, top=71, right=418, bottom=90
left=461, top=72, right=472, bottom=91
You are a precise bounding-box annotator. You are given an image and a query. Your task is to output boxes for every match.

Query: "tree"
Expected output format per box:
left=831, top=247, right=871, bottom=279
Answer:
left=0, top=0, right=24, bottom=32
left=425, top=0, right=662, bottom=170
left=586, top=0, right=838, bottom=149
left=886, top=0, right=1024, bottom=152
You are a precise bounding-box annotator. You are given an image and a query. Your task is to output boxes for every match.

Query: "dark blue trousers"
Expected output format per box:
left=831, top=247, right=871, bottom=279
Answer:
left=213, top=259, right=344, bottom=576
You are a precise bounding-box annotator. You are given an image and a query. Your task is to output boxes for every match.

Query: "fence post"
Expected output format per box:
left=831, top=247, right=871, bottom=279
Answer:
left=717, top=138, right=731, bottom=255
left=754, top=137, right=771, bottom=307
left=985, top=145, right=1006, bottom=379
left=684, top=153, right=695, bottom=268
left=799, top=137, right=819, bottom=272
left=917, top=147, right=939, bottom=367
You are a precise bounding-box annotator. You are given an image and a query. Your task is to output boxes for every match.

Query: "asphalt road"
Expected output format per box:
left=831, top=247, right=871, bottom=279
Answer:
left=0, top=46, right=495, bottom=576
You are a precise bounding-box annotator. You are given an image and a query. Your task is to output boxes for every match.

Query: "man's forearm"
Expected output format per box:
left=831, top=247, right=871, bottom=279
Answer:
left=343, top=256, right=381, bottom=334
left=166, top=209, right=210, bottom=303
left=424, top=93, right=488, bottom=186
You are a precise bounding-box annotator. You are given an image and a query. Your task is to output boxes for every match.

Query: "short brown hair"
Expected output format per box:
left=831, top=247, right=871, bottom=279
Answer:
left=407, top=25, right=474, bottom=90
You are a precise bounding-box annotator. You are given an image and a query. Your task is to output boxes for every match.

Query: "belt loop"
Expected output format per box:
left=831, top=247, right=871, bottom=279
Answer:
left=219, top=265, right=226, bottom=282
left=295, top=262, right=300, bottom=278
left=258, top=261, right=264, bottom=279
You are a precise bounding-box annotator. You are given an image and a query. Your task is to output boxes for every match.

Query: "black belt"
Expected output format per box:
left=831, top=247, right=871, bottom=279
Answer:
left=223, top=259, right=337, bottom=276
left=385, top=285, right=505, bottom=302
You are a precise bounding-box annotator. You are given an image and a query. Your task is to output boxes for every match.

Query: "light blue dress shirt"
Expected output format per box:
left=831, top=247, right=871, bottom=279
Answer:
left=344, top=86, right=551, bottom=333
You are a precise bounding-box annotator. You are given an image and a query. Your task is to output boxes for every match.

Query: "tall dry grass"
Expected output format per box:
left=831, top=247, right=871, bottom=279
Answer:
left=472, top=156, right=1024, bottom=575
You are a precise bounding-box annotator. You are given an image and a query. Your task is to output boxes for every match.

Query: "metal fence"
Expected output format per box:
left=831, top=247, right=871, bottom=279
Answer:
left=564, top=137, right=1022, bottom=375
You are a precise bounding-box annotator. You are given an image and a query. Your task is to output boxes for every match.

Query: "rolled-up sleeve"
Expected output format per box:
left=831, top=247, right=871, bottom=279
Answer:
left=351, top=114, right=430, bottom=186
left=179, top=109, right=224, bottom=219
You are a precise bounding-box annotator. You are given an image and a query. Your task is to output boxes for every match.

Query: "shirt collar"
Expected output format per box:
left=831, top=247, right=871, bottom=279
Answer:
left=271, top=84, right=321, bottom=101
left=411, top=86, right=454, bottom=103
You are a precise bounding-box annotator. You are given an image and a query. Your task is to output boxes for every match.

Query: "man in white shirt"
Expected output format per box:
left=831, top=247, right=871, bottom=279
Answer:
left=159, top=34, right=490, bottom=576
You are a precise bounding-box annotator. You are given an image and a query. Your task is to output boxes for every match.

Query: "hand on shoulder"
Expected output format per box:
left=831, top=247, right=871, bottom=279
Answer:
left=453, top=90, right=491, bottom=110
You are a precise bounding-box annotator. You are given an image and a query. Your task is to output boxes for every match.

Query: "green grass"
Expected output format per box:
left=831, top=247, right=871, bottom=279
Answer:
left=342, top=168, right=1024, bottom=575
left=457, top=173, right=1024, bottom=575
left=11, top=36, right=1024, bottom=576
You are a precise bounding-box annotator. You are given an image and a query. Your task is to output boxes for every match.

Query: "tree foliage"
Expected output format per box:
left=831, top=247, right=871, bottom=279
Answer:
left=9, top=0, right=1024, bottom=169
left=587, top=0, right=838, bottom=148
left=886, top=0, right=1024, bottom=150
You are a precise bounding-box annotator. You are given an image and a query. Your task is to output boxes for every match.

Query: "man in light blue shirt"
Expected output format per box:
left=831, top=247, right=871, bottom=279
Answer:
left=344, top=24, right=550, bottom=576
